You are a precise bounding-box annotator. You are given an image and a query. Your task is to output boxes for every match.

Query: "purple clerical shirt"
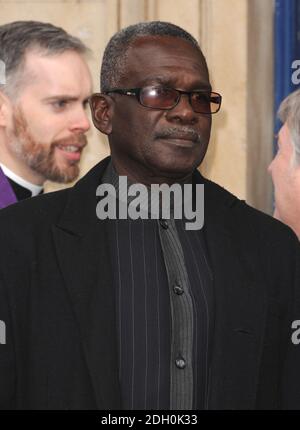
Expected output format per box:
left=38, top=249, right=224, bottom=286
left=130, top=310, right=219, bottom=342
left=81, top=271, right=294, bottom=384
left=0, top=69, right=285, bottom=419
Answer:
left=0, top=166, right=17, bottom=209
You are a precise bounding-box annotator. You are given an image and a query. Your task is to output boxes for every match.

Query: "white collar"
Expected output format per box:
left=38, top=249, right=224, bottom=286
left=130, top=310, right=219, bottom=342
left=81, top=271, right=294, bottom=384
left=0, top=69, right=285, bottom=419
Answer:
left=0, top=163, right=43, bottom=197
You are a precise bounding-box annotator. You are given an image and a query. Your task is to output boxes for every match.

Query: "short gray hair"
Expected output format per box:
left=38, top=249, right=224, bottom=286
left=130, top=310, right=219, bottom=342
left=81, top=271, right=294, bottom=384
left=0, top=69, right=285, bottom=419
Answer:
left=0, top=20, right=89, bottom=98
left=100, top=21, right=207, bottom=92
left=278, top=89, right=300, bottom=166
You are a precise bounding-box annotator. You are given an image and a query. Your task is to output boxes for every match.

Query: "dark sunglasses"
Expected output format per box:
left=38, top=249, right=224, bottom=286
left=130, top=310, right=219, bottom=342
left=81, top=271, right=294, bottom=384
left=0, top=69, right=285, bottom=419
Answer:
left=103, top=86, right=222, bottom=114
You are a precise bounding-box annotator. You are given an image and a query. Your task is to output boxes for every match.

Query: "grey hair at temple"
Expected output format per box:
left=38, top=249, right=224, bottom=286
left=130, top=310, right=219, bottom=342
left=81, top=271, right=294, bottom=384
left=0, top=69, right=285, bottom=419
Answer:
left=278, top=88, right=300, bottom=166
left=100, top=21, right=208, bottom=92
left=0, top=20, right=89, bottom=99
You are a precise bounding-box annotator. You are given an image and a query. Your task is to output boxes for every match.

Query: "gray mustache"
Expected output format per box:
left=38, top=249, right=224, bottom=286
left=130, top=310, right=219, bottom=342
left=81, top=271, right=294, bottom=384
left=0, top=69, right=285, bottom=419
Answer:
left=154, top=127, right=202, bottom=143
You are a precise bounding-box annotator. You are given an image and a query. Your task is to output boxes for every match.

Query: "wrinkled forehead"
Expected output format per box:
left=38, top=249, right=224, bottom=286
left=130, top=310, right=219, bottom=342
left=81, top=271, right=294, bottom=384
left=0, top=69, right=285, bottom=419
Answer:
left=121, top=35, right=209, bottom=87
left=20, top=49, right=92, bottom=95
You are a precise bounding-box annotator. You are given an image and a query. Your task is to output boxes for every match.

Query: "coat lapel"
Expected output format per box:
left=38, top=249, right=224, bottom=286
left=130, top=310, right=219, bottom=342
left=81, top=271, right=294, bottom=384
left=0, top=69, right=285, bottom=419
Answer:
left=200, top=176, right=267, bottom=409
left=52, top=157, right=121, bottom=409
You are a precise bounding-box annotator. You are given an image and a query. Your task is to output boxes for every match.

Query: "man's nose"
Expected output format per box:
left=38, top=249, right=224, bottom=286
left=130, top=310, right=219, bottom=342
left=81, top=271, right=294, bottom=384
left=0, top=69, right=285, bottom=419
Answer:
left=165, top=94, right=198, bottom=124
left=70, top=107, right=90, bottom=133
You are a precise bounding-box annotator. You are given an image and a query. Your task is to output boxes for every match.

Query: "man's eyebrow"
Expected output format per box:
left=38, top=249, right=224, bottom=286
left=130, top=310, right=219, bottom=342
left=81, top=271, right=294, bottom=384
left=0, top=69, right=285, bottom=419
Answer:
left=192, top=84, right=212, bottom=91
left=42, top=95, right=78, bottom=102
left=141, top=76, right=212, bottom=90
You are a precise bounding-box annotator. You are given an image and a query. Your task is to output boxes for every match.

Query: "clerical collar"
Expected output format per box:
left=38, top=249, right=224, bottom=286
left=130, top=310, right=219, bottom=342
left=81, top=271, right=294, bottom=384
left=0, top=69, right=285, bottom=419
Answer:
left=0, top=163, right=43, bottom=197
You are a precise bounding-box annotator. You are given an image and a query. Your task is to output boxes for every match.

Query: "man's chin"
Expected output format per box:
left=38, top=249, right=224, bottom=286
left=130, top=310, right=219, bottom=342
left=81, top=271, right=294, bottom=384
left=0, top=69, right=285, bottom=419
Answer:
left=43, top=163, right=80, bottom=184
left=147, top=155, right=202, bottom=178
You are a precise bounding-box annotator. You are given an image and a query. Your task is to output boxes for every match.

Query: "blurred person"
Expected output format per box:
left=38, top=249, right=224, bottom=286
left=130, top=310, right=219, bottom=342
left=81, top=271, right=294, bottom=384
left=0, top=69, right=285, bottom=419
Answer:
left=268, top=89, right=300, bottom=240
left=0, top=21, right=92, bottom=209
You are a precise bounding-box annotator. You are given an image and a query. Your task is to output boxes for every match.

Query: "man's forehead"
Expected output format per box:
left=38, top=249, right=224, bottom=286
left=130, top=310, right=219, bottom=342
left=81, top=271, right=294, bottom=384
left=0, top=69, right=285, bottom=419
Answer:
left=128, top=35, right=204, bottom=65
left=21, top=49, right=91, bottom=95
left=131, top=34, right=198, bottom=51
left=123, top=35, right=209, bottom=85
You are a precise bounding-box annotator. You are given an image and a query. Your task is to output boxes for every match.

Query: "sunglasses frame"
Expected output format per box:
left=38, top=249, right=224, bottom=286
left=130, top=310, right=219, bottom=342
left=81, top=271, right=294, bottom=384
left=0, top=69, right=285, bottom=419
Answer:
left=102, top=86, right=222, bottom=114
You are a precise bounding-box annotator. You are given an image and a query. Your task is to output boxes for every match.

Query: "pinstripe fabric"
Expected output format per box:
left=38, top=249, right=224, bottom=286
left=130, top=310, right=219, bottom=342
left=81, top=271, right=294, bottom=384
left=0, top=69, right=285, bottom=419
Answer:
left=103, top=162, right=213, bottom=410
left=106, top=217, right=171, bottom=409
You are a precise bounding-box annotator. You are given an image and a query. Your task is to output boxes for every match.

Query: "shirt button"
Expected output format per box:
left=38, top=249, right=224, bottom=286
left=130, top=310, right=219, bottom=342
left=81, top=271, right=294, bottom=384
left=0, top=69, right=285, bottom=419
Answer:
left=173, top=284, right=184, bottom=295
left=175, top=357, right=186, bottom=369
left=159, top=219, right=169, bottom=229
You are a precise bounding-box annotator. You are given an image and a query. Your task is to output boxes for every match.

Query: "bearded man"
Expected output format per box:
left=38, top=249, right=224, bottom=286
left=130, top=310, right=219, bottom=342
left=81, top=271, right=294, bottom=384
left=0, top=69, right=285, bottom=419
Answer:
left=0, top=21, right=92, bottom=208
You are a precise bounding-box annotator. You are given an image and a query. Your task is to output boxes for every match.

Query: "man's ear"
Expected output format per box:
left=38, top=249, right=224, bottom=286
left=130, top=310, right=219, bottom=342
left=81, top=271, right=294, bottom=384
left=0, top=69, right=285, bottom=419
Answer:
left=89, top=93, right=113, bottom=135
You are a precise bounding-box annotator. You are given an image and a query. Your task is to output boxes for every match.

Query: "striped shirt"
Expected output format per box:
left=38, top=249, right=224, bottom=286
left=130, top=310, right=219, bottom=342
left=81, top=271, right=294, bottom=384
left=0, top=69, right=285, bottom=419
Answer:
left=103, top=162, right=214, bottom=410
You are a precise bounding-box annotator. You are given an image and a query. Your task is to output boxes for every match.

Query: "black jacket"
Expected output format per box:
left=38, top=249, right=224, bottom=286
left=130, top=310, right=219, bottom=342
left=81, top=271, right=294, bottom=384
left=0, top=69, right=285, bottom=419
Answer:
left=0, top=156, right=299, bottom=409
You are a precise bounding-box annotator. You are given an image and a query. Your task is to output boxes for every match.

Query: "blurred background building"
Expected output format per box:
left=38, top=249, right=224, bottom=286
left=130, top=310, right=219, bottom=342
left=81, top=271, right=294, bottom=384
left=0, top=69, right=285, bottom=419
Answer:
left=0, top=0, right=299, bottom=214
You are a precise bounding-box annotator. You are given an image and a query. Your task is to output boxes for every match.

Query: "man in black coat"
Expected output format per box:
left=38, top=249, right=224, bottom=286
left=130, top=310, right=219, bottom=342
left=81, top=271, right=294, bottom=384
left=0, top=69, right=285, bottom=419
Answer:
left=0, top=21, right=300, bottom=410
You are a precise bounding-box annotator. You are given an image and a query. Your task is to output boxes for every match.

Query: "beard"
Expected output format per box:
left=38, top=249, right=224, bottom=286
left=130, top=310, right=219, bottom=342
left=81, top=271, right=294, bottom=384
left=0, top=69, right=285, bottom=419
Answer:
left=8, top=107, right=87, bottom=183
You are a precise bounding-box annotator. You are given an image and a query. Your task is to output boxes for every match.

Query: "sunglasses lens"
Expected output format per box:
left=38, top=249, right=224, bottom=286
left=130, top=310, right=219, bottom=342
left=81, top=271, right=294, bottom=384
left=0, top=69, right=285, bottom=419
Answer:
left=210, top=93, right=222, bottom=113
left=140, top=87, right=178, bottom=108
left=191, top=92, right=221, bottom=114
left=139, top=87, right=221, bottom=113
